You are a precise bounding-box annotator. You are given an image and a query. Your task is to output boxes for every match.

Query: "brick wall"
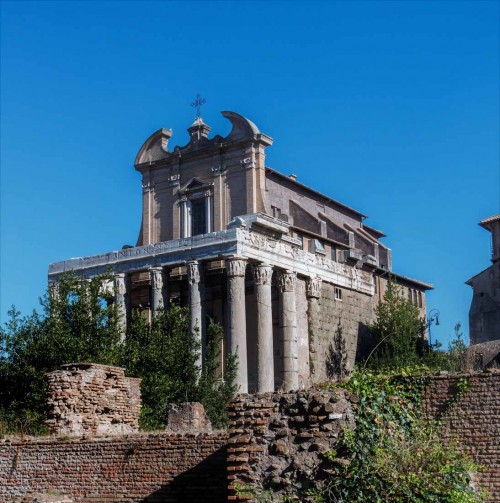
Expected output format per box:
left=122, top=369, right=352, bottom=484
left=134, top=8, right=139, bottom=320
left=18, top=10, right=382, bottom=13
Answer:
left=46, top=363, right=141, bottom=437
left=0, top=433, right=228, bottom=503
left=1, top=374, right=498, bottom=502
left=423, top=372, right=500, bottom=502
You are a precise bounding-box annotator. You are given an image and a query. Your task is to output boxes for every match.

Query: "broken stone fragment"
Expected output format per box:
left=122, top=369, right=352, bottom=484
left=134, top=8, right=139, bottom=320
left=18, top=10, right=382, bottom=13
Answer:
left=270, top=440, right=288, bottom=456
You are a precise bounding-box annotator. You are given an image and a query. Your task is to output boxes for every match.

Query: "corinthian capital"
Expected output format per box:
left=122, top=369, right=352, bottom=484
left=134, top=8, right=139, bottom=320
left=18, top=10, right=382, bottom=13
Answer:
left=279, top=271, right=297, bottom=292
left=306, top=276, right=322, bottom=299
left=251, top=263, right=273, bottom=285
left=187, top=261, right=201, bottom=284
left=114, top=273, right=127, bottom=296
left=150, top=267, right=164, bottom=290
left=226, top=257, right=247, bottom=278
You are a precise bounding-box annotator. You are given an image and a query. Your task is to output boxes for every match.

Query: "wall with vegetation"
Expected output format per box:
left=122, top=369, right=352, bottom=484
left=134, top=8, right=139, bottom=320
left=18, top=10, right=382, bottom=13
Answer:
left=0, top=372, right=498, bottom=503
left=423, top=371, right=500, bottom=502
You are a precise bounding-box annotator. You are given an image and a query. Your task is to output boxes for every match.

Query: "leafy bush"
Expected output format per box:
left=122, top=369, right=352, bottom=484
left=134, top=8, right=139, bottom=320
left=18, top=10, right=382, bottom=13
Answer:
left=0, top=272, right=237, bottom=434
left=0, top=273, right=121, bottom=435
left=122, top=307, right=237, bottom=430
left=321, top=369, right=484, bottom=502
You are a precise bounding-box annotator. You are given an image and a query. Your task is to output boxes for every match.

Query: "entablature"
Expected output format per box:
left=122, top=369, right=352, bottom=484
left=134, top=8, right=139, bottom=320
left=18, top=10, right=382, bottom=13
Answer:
left=49, top=214, right=374, bottom=296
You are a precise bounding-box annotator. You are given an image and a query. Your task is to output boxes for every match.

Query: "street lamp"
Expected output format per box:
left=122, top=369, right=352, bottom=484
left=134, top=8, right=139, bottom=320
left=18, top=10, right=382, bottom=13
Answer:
left=427, top=308, right=440, bottom=348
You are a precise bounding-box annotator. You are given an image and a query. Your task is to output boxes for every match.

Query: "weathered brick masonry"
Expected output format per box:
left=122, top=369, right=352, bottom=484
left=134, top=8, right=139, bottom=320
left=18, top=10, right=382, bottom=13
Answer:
left=1, top=373, right=498, bottom=502
left=0, top=433, right=228, bottom=503
left=46, top=363, right=141, bottom=437
left=423, top=372, right=500, bottom=502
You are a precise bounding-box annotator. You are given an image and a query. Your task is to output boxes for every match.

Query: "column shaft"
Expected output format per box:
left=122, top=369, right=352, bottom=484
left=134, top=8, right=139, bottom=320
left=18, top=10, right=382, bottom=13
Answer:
left=226, top=258, right=248, bottom=394
left=279, top=271, right=298, bottom=391
left=252, top=263, right=274, bottom=392
left=187, top=261, right=204, bottom=373
left=113, top=273, right=129, bottom=341
left=150, top=267, right=169, bottom=315
left=306, top=276, right=322, bottom=381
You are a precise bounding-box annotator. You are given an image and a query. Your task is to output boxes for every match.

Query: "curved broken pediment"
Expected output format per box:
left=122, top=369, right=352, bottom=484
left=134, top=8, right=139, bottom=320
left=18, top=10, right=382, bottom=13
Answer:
left=222, top=111, right=261, bottom=141
left=135, top=111, right=273, bottom=169
left=134, top=128, right=172, bottom=167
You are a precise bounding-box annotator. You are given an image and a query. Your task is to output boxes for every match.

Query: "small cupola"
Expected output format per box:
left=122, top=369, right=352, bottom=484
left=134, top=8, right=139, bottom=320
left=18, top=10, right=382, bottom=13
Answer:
left=187, top=116, right=211, bottom=144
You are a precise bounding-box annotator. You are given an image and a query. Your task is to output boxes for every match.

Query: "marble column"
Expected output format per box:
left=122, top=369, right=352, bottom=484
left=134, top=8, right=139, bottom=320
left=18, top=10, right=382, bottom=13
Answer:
left=279, top=270, right=298, bottom=391
left=48, top=280, right=60, bottom=300
left=187, top=260, right=204, bottom=373
left=306, top=276, right=322, bottom=379
left=226, top=257, right=248, bottom=394
left=252, top=263, right=274, bottom=392
left=150, top=266, right=168, bottom=315
left=113, top=273, right=129, bottom=341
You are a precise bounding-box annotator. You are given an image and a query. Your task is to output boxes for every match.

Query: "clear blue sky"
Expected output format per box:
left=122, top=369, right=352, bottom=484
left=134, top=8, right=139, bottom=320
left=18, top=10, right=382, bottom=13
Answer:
left=1, top=1, right=499, bottom=346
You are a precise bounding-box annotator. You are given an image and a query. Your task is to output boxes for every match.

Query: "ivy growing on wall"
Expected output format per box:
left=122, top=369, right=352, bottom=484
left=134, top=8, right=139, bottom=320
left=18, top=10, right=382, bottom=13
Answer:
left=316, top=369, right=484, bottom=503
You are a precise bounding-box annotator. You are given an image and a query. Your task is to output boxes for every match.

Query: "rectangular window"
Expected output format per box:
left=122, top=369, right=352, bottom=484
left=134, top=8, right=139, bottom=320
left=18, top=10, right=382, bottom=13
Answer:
left=191, top=199, right=206, bottom=236
left=331, top=245, right=336, bottom=262
left=335, top=287, right=342, bottom=301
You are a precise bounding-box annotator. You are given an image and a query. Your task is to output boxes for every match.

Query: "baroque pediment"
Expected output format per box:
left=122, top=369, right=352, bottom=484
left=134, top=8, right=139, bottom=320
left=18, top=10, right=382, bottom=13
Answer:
left=134, top=111, right=273, bottom=170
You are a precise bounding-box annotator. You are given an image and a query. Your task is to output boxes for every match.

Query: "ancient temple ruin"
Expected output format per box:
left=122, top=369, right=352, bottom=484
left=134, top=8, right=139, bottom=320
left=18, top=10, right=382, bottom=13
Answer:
left=48, top=111, right=431, bottom=393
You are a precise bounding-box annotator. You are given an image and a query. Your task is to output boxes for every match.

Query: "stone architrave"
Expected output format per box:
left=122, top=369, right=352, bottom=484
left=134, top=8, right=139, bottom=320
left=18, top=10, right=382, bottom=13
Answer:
left=251, top=263, right=274, bottom=392
left=150, top=266, right=168, bottom=315
left=226, top=257, right=248, bottom=394
left=113, top=273, right=129, bottom=341
left=306, top=276, right=322, bottom=377
left=279, top=271, right=298, bottom=391
left=187, top=261, right=204, bottom=373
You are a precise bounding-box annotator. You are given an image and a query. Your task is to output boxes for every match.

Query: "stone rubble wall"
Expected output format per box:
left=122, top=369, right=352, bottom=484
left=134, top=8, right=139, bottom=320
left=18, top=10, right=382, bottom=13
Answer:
left=0, top=433, right=228, bottom=503
left=46, top=363, right=141, bottom=437
left=226, top=389, right=357, bottom=501
left=423, top=371, right=500, bottom=502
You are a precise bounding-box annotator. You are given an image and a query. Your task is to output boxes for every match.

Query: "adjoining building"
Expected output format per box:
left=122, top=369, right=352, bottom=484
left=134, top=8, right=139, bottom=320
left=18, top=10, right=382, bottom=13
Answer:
left=48, top=111, right=432, bottom=393
left=466, top=215, right=500, bottom=344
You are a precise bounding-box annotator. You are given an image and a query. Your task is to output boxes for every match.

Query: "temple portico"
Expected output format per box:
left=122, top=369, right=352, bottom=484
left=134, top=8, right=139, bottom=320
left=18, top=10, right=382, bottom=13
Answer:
left=48, top=213, right=375, bottom=392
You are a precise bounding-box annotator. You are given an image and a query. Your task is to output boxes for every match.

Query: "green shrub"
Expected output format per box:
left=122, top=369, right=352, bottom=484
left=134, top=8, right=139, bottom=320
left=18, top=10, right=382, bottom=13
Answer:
left=321, top=369, right=484, bottom=502
left=0, top=272, right=236, bottom=434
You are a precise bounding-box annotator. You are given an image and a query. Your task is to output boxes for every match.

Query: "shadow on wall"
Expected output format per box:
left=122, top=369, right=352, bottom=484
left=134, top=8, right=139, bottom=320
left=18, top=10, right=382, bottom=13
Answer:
left=355, top=322, right=372, bottom=364
left=142, top=446, right=228, bottom=503
left=326, top=322, right=371, bottom=379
